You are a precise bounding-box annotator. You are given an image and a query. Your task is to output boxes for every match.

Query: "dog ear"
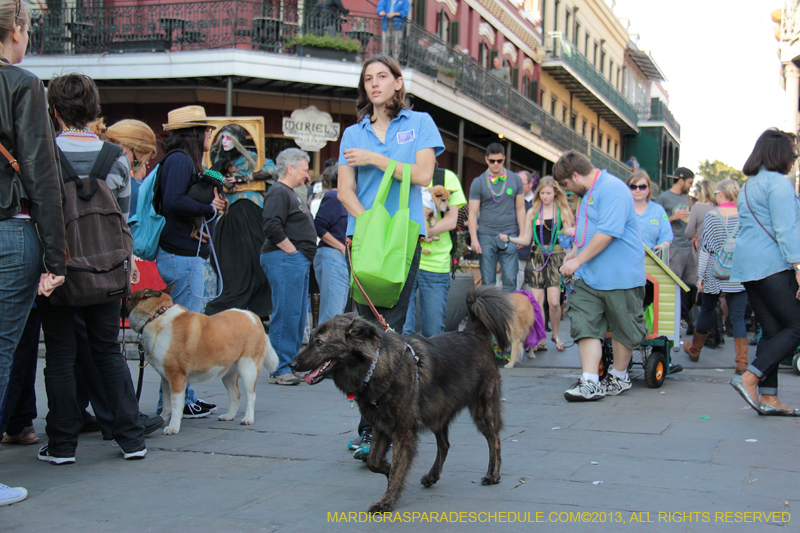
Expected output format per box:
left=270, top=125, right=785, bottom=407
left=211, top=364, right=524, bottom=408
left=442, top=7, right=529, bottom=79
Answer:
left=345, top=317, right=381, bottom=353
left=447, top=189, right=458, bottom=194
left=164, top=285, right=175, bottom=295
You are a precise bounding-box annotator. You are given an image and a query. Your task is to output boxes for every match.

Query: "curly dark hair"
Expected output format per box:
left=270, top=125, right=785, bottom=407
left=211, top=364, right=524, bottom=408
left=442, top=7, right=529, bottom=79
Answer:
left=46, top=74, right=102, bottom=129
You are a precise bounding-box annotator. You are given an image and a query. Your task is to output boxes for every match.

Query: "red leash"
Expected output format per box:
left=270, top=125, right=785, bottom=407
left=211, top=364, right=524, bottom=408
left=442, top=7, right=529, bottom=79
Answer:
left=346, top=238, right=391, bottom=332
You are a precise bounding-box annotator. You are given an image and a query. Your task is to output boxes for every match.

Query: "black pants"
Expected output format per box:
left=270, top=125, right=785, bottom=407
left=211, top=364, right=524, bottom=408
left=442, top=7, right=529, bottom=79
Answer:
left=0, top=307, right=40, bottom=436
left=75, top=308, right=115, bottom=439
left=39, top=298, right=144, bottom=457
left=744, top=270, right=800, bottom=395
left=352, top=243, right=422, bottom=435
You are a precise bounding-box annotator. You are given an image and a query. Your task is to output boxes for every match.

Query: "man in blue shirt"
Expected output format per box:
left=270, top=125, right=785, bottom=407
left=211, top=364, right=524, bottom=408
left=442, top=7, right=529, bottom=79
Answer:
left=554, top=151, right=647, bottom=402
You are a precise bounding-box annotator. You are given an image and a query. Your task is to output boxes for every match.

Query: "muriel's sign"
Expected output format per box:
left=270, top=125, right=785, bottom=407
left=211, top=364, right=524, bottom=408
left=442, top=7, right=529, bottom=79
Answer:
left=282, top=106, right=341, bottom=151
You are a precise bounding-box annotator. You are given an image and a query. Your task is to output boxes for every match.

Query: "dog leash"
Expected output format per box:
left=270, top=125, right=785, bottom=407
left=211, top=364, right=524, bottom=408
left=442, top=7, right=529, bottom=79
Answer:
left=346, top=239, right=391, bottom=332
left=137, top=305, right=171, bottom=371
left=190, top=211, right=224, bottom=301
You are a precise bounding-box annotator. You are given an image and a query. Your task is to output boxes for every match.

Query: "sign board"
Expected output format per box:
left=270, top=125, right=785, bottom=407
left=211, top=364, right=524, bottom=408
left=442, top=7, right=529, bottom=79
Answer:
left=282, top=106, right=341, bottom=152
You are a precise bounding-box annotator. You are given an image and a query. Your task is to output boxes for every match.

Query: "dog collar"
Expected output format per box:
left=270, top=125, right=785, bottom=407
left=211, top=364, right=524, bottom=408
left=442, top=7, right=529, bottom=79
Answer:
left=347, top=348, right=380, bottom=408
left=147, top=306, right=171, bottom=324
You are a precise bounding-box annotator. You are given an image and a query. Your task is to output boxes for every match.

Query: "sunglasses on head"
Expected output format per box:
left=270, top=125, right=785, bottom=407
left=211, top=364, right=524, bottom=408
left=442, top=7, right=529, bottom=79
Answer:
left=629, top=183, right=648, bottom=191
left=488, top=158, right=504, bottom=164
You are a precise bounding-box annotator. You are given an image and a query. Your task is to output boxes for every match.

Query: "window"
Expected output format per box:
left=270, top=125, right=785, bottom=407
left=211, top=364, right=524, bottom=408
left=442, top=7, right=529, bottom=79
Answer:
left=449, top=20, right=460, bottom=47
left=564, top=10, right=570, bottom=41
left=608, top=59, right=614, bottom=82
left=584, top=31, right=589, bottom=56
left=489, top=48, right=498, bottom=67
left=553, top=0, right=560, bottom=33
left=614, top=141, right=618, bottom=159
left=593, top=41, right=598, bottom=67
left=616, top=67, right=621, bottom=91
left=606, top=137, right=611, bottom=154
left=570, top=112, right=577, bottom=130
left=561, top=105, right=568, bottom=124
left=599, top=49, right=606, bottom=75
left=590, top=125, right=596, bottom=144
left=574, top=21, right=580, bottom=45
left=437, top=9, right=449, bottom=42
left=479, top=42, right=489, bottom=69
left=581, top=118, right=587, bottom=138
left=511, top=67, right=519, bottom=88
left=550, top=96, right=558, bottom=115
left=413, top=0, right=427, bottom=26
left=598, top=130, right=603, bottom=148
left=529, top=80, right=540, bottom=104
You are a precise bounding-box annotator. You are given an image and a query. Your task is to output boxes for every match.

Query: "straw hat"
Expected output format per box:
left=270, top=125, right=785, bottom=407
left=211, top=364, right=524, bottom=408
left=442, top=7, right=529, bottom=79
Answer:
left=163, top=105, right=209, bottom=131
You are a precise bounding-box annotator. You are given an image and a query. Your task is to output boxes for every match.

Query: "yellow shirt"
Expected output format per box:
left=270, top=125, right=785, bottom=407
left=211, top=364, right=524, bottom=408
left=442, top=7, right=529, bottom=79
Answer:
left=419, top=169, right=467, bottom=273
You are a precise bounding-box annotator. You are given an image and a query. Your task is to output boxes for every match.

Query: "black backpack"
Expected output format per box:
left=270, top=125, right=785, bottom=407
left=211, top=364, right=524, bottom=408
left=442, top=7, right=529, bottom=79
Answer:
left=431, top=167, right=458, bottom=257
left=52, top=142, right=133, bottom=307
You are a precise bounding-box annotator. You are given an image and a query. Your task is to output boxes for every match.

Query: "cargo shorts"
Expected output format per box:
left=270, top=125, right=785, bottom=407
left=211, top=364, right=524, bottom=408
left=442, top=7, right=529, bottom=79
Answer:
left=566, top=279, right=648, bottom=350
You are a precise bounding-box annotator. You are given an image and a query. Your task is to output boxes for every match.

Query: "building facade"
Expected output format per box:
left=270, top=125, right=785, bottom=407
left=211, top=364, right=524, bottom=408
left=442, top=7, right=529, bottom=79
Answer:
left=23, top=0, right=680, bottom=189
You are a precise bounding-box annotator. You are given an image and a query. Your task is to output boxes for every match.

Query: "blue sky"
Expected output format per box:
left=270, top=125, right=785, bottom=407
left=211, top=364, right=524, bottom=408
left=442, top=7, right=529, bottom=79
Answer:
left=614, top=0, right=786, bottom=172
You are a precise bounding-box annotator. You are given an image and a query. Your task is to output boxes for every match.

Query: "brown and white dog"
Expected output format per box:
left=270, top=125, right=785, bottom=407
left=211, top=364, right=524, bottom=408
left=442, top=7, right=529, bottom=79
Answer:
left=126, top=287, right=278, bottom=435
left=504, top=292, right=537, bottom=369
left=422, top=185, right=455, bottom=245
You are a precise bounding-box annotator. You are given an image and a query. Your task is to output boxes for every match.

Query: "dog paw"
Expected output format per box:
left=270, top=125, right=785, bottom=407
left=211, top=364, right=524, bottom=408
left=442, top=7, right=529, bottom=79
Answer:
left=163, top=426, right=180, bottom=435
left=503, top=363, right=515, bottom=369
left=481, top=474, right=501, bottom=485
left=217, top=414, right=234, bottom=421
left=368, top=501, right=394, bottom=514
left=239, top=418, right=254, bottom=425
left=420, top=474, right=439, bottom=488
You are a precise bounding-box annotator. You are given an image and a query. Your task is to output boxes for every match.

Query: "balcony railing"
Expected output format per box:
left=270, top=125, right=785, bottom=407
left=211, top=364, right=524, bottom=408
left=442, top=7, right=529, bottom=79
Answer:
left=590, top=146, right=632, bottom=181
left=27, top=1, right=589, bottom=155
left=545, top=35, right=639, bottom=127
left=638, top=99, right=681, bottom=138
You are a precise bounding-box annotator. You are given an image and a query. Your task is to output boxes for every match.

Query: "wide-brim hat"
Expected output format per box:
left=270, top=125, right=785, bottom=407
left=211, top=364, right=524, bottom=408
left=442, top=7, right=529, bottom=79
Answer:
left=668, top=166, right=695, bottom=180
left=163, top=105, right=209, bottom=131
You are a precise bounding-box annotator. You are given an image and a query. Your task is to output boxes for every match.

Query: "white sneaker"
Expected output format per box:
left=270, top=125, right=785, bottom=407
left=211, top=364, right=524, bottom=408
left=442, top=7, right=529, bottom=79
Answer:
left=0, top=483, right=27, bottom=506
left=37, top=444, right=76, bottom=465
left=602, top=374, right=632, bottom=396
left=122, top=447, right=147, bottom=460
left=564, top=378, right=606, bottom=402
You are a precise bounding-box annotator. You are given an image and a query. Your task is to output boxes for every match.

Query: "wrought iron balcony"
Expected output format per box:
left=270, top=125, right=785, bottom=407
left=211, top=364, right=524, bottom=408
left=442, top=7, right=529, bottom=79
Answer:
left=590, top=146, right=632, bottom=181
left=543, top=35, right=639, bottom=132
left=27, top=1, right=589, bottom=155
left=638, top=98, right=681, bottom=139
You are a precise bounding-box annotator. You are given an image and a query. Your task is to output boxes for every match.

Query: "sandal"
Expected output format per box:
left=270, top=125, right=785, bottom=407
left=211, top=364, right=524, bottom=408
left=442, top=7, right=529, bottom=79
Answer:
left=534, top=341, right=548, bottom=352
left=1, top=426, right=39, bottom=445
left=553, top=336, right=565, bottom=352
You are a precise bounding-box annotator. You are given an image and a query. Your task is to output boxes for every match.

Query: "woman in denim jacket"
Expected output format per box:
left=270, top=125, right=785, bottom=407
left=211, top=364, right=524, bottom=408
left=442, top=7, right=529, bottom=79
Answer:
left=729, top=129, right=800, bottom=416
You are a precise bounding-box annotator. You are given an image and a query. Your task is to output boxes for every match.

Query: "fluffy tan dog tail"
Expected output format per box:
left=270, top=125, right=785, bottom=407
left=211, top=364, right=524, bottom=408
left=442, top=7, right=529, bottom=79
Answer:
left=263, top=334, right=279, bottom=374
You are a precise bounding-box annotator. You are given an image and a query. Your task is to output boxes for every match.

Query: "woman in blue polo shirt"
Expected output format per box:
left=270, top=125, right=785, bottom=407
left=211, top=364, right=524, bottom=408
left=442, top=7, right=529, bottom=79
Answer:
left=628, top=170, right=673, bottom=256
left=337, top=54, right=444, bottom=458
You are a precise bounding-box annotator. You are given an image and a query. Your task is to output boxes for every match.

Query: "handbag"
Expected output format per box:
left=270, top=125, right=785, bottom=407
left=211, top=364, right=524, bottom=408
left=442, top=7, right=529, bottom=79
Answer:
left=350, top=160, right=420, bottom=308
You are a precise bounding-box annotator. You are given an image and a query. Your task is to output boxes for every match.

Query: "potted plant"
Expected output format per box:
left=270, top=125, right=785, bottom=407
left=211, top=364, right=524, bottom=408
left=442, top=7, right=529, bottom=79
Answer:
left=286, top=33, right=361, bottom=62
left=434, top=67, right=458, bottom=88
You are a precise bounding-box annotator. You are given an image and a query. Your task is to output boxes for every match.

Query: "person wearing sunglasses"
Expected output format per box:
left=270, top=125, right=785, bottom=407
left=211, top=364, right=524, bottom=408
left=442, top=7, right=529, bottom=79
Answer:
left=467, top=143, right=526, bottom=291
left=627, top=170, right=672, bottom=257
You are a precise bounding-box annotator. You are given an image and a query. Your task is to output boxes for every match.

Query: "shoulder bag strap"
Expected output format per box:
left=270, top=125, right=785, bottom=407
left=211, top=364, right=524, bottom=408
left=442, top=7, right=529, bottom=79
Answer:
left=57, top=147, right=80, bottom=185
left=0, top=141, right=20, bottom=173
left=432, top=167, right=445, bottom=188
left=744, top=181, right=778, bottom=244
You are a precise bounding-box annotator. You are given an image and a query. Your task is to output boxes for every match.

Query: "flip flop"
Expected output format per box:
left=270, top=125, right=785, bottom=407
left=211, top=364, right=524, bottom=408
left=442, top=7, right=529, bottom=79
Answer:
left=1, top=426, right=39, bottom=445
left=553, top=336, right=565, bottom=352
left=534, top=342, right=548, bottom=352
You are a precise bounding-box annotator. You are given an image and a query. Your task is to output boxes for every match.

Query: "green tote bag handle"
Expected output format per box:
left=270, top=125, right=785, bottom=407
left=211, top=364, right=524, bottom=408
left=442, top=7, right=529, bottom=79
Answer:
left=350, top=160, right=420, bottom=309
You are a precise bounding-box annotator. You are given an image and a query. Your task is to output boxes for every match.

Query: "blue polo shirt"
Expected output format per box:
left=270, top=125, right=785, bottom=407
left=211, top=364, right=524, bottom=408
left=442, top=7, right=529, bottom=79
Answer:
left=574, top=171, right=645, bottom=290
left=637, top=200, right=673, bottom=250
left=338, top=109, right=444, bottom=236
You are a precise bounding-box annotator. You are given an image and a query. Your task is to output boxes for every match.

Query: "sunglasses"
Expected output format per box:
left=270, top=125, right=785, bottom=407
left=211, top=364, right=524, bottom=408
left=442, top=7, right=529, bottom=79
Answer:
left=629, top=183, right=648, bottom=191
left=488, top=158, right=505, bottom=164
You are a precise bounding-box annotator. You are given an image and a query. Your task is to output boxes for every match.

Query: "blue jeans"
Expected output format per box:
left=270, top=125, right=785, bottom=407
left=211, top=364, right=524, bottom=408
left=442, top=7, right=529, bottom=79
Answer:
left=155, top=248, right=201, bottom=409
left=314, top=246, right=350, bottom=324
left=403, top=269, right=451, bottom=337
left=261, top=250, right=311, bottom=376
left=478, top=232, right=518, bottom=291
left=0, top=219, right=42, bottom=421
left=696, top=291, right=747, bottom=339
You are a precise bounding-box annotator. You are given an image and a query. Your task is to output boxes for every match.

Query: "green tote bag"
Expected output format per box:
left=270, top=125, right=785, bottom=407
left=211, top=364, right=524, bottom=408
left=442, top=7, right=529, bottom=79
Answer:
left=350, top=160, right=421, bottom=308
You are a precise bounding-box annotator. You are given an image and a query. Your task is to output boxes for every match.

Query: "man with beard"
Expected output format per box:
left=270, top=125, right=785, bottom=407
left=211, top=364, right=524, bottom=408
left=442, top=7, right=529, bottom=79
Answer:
left=656, top=167, right=696, bottom=334
left=554, top=151, right=647, bottom=402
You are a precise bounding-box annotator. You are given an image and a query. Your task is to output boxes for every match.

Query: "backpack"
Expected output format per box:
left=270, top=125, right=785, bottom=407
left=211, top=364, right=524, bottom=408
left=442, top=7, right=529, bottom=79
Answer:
left=129, top=165, right=165, bottom=261
left=431, top=167, right=458, bottom=257
left=711, top=211, right=739, bottom=281
left=50, top=143, right=133, bottom=307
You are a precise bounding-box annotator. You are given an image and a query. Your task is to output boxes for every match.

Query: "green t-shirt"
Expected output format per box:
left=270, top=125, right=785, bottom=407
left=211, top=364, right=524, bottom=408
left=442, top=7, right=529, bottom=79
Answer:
left=420, top=169, right=467, bottom=273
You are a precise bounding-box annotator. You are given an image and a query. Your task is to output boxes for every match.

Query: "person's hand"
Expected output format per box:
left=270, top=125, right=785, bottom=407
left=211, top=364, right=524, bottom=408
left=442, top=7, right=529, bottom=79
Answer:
left=676, top=207, right=690, bottom=220
left=698, top=279, right=704, bottom=292
left=387, top=12, right=399, bottom=17
left=564, top=249, right=577, bottom=262
left=472, top=241, right=482, bottom=255
left=38, top=273, right=65, bottom=297
left=343, top=148, right=375, bottom=167
left=378, top=10, right=386, bottom=15
left=517, top=244, right=523, bottom=250
left=796, top=270, right=800, bottom=299
left=498, top=233, right=508, bottom=242
left=559, top=257, right=581, bottom=278
left=564, top=227, right=575, bottom=237
left=130, top=261, right=140, bottom=285
left=211, top=189, right=227, bottom=212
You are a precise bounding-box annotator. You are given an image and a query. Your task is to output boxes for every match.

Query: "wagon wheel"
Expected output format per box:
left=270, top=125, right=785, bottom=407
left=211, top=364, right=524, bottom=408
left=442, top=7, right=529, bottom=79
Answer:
left=599, top=338, right=613, bottom=380
left=793, top=353, right=800, bottom=376
left=644, top=348, right=667, bottom=388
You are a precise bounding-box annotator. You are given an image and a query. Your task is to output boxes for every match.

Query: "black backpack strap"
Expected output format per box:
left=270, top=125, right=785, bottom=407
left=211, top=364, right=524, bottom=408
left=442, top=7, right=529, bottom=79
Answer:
left=432, top=167, right=445, bottom=188
left=57, top=147, right=80, bottom=185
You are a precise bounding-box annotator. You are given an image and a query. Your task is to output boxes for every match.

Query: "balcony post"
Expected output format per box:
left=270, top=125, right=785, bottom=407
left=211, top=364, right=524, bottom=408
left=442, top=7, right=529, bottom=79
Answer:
left=457, top=118, right=464, bottom=181
left=226, top=76, right=233, bottom=116
left=785, top=62, right=800, bottom=135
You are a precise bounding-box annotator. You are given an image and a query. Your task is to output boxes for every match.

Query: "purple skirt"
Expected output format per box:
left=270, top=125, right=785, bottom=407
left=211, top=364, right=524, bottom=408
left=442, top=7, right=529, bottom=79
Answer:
left=512, top=289, right=547, bottom=349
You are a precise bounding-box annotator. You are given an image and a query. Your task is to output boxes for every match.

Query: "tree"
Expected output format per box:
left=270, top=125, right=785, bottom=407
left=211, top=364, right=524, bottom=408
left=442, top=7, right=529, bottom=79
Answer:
left=696, top=159, right=746, bottom=184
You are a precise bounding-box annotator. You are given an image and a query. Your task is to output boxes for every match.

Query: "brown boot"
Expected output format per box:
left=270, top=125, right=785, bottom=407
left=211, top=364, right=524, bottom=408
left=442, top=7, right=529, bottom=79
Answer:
left=734, top=338, right=749, bottom=375
left=684, top=332, right=708, bottom=362
left=310, top=293, right=321, bottom=329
